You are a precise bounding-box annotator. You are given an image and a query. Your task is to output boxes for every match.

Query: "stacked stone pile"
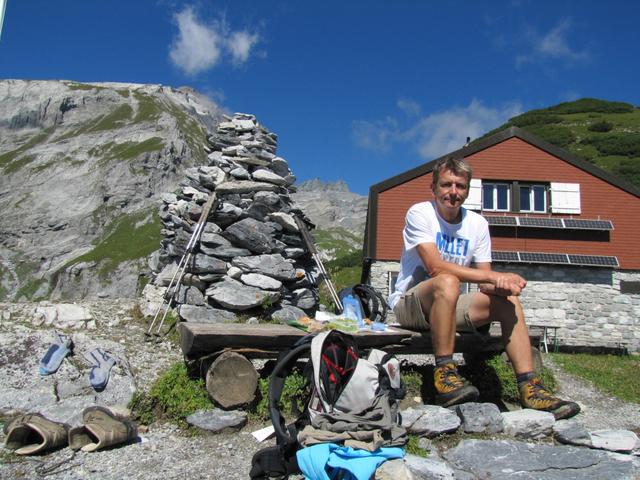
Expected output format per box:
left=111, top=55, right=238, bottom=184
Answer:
left=151, top=113, right=319, bottom=323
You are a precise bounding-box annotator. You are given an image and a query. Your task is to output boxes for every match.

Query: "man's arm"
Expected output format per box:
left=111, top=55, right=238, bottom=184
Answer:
left=416, top=243, right=526, bottom=295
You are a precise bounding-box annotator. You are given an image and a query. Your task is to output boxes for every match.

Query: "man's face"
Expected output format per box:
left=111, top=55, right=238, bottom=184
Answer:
left=431, top=169, right=470, bottom=216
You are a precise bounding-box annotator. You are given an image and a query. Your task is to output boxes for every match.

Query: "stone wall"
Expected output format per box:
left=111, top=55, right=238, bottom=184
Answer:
left=370, top=261, right=640, bottom=352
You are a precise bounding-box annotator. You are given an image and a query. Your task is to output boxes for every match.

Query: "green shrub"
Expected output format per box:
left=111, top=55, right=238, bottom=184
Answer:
left=405, top=435, right=429, bottom=457
left=510, top=112, right=562, bottom=128
left=588, top=120, right=614, bottom=133
left=524, top=125, right=576, bottom=148
left=128, top=362, right=212, bottom=425
left=582, top=134, right=640, bottom=157
left=612, top=158, right=640, bottom=186
left=253, top=370, right=309, bottom=421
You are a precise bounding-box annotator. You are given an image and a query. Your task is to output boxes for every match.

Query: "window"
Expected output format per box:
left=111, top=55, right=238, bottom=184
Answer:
left=388, top=271, right=398, bottom=295
left=483, top=183, right=510, bottom=211
left=520, top=185, right=547, bottom=213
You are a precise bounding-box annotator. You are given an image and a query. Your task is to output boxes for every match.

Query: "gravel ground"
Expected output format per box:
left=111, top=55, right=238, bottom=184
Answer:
left=0, top=300, right=638, bottom=479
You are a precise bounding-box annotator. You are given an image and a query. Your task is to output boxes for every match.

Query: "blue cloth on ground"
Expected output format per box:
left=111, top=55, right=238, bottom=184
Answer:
left=39, top=331, right=73, bottom=376
left=296, top=443, right=404, bottom=480
left=84, top=348, right=116, bottom=391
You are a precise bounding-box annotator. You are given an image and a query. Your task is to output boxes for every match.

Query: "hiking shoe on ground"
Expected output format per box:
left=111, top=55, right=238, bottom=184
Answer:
left=519, top=376, right=580, bottom=420
left=68, top=406, right=137, bottom=452
left=4, top=413, right=69, bottom=455
left=434, top=362, right=479, bottom=407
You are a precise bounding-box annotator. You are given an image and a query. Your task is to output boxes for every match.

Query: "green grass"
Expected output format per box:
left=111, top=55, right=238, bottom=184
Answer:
left=0, top=128, right=55, bottom=173
left=11, top=259, right=49, bottom=301
left=66, top=82, right=106, bottom=91
left=133, top=92, right=164, bottom=123
left=253, top=370, right=309, bottom=421
left=405, top=435, right=429, bottom=457
left=129, top=362, right=212, bottom=426
left=63, top=209, right=162, bottom=277
left=89, top=104, right=134, bottom=131
left=550, top=352, right=640, bottom=403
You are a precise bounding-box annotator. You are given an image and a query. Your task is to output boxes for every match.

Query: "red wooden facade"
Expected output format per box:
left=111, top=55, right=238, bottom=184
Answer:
left=364, top=127, right=640, bottom=270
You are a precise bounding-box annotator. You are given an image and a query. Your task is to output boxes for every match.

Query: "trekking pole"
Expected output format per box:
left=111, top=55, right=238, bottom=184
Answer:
left=146, top=191, right=219, bottom=341
left=293, top=215, right=343, bottom=312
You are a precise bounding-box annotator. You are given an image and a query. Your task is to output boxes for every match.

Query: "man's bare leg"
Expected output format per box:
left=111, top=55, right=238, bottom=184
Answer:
left=467, top=293, right=533, bottom=374
left=414, top=274, right=479, bottom=406
left=414, top=273, right=460, bottom=356
left=467, top=293, right=580, bottom=419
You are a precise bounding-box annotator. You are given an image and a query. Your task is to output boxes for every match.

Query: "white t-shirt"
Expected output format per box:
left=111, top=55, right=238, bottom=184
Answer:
left=389, top=201, right=492, bottom=309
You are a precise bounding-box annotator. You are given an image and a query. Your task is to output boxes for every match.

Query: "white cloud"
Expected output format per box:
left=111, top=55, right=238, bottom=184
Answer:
left=227, top=31, right=260, bottom=65
left=516, top=19, right=589, bottom=66
left=169, top=7, right=222, bottom=75
left=352, top=100, right=522, bottom=159
left=169, top=7, right=261, bottom=75
left=410, top=100, right=522, bottom=159
left=351, top=117, right=399, bottom=153
left=397, top=97, right=421, bottom=117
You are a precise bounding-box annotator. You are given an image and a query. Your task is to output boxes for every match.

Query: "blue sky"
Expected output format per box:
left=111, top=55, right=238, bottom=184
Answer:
left=1, top=1, right=639, bottom=194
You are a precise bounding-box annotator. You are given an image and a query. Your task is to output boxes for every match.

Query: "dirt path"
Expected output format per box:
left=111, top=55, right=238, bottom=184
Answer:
left=542, top=353, right=640, bottom=432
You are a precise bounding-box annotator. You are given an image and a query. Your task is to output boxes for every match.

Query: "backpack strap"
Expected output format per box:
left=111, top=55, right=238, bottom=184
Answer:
left=268, top=335, right=313, bottom=448
left=353, top=284, right=389, bottom=323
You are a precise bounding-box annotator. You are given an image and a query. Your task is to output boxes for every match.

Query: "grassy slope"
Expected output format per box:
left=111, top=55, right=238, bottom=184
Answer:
left=478, top=98, right=640, bottom=186
left=62, top=209, right=163, bottom=277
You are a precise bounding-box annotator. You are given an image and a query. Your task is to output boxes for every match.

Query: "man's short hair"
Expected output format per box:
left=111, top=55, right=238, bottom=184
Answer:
left=432, top=156, right=472, bottom=185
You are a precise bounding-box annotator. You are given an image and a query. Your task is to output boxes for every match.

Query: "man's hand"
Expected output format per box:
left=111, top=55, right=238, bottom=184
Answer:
left=481, top=272, right=527, bottom=296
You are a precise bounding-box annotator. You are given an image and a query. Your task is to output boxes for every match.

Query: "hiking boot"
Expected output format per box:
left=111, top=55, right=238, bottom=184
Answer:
left=433, top=363, right=479, bottom=407
left=519, top=376, right=580, bottom=420
left=4, top=413, right=69, bottom=455
left=68, top=406, right=137, bottom=452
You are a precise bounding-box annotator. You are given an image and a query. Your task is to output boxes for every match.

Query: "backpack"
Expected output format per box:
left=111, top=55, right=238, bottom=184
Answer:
left=250, top=330, right=405, bottom=479
left=337, top=284, right=390, bottom=324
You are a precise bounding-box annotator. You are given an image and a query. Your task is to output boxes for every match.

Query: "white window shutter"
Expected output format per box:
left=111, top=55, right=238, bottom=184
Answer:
left=463, top=179, right=482, bottom=210
left=550, top=183, right=581, bottom=214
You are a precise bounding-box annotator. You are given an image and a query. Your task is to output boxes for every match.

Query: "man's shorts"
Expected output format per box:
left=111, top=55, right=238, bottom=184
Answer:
left=393, top=284, right=490, bottom=334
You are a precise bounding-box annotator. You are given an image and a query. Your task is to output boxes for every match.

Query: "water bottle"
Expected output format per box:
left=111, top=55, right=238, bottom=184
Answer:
left=342, top=294, right=364, bottom=328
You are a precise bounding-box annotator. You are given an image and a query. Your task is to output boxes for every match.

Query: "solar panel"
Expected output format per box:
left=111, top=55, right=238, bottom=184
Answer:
left=519, top=252, right=569, bottom=264
left=492, top=251, right=520, bottom=262
left=485, top=216, right=518, bottom=226
left=517, top=217, right=564, bottom=228
left=567, top=255, right=619, bottom=267
left=563, top=219, right=614, bottom=231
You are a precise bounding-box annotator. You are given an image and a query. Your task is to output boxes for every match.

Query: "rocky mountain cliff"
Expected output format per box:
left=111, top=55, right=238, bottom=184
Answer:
left=0, top=80, right=368, bottom=301
left=291, top=179, right=367, bottom=260
left=0, top=79, right=222, bottom=301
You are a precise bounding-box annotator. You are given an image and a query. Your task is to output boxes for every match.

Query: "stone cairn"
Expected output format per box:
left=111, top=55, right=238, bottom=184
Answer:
left=153, top=113, right=319, bottom=324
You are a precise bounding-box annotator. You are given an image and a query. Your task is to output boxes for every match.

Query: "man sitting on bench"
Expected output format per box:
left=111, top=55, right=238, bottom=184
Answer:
left=388, top=156, right=579, bottom=420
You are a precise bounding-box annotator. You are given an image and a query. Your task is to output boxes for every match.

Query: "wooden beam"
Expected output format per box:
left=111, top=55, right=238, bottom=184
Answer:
left=178, top=322, right=415, bottom=357
left=177, top=322, right=506, bottom=358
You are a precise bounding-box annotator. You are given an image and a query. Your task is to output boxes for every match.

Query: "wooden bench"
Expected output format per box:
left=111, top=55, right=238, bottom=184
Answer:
left=178, top=322, right=506, bottom=359
left=177, top=322, right=510, bottom=407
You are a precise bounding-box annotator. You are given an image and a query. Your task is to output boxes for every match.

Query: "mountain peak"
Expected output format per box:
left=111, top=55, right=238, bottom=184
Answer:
left=296, top=178, right=350, bottom=192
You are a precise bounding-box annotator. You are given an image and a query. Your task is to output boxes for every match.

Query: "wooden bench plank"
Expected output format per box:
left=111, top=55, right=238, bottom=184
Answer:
left=178, top=322, right=505, bottom=358
left=178, top=322, right=415, bottom=357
